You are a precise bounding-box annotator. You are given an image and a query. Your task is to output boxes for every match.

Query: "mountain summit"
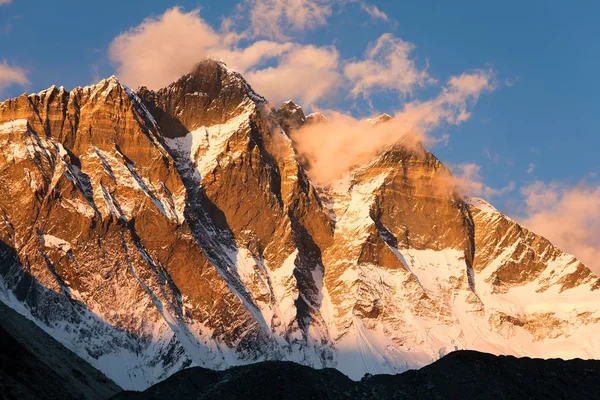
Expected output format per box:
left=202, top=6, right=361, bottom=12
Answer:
left=0, top=59, right=598, bottom=390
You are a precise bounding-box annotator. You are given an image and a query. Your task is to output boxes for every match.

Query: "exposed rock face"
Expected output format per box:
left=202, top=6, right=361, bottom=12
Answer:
left=274, top=100, right=306, bottom=133
left=0, top=59, right=599, bottom=391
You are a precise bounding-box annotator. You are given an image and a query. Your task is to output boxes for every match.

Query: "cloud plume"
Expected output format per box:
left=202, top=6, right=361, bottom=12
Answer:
left=293, top=70, right=496, bottom=184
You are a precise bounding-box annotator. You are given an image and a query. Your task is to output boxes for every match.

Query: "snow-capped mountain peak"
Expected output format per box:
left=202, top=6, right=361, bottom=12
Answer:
left=0, top=59, right=599, bottom=390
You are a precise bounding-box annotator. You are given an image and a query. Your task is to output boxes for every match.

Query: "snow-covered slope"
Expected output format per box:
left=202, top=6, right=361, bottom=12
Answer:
left=0, top=59, right=598, bottom=390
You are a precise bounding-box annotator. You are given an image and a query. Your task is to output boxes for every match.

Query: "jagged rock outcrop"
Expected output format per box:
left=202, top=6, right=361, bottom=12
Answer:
left=274, top=100, right=306, bottom=133
left=0, top=59, right=599, bottom=391
left=367, top=113, right=392, bottom=126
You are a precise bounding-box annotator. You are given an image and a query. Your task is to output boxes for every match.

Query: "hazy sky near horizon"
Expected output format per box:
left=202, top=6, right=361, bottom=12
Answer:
left=1, top=0, right=599, bottom=269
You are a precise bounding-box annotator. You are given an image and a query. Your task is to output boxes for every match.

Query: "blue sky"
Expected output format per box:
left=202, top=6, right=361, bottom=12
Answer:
left=1, top=0, right=599, bottom=266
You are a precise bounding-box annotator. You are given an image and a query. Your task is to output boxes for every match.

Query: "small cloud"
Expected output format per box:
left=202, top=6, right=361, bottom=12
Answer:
left=344, top=33, right=436, bottom=99
left=1, top=22, right=12, bottom=34
left=0, top=0, right=12, bottom=6
left=429, top=133, right=450, bottom=147
left=527, top=163, right=535, bottom=175
left=90, top=64, right=101, bottom=85
left=519, top=180, right=600, bottom=274
left=451, top=163, right=514, bottom=199
left=530, top=147, right=542, bottom=155
left=482, top=147, right=499, bottom=164
left=242, top=0, right=333, bottom=40
left=358, top=2, right=388, bottom=21
left=504, top=76, right=520, bottom=87
left=244, top=44, right=342, bottom=106
left=0, top=61, right=29, bottom=96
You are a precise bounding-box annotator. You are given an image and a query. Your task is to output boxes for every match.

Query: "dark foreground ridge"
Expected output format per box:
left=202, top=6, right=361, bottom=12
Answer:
left=113, top=351, right=600, bottom=400
left=0, top=300, right=121, bottom=400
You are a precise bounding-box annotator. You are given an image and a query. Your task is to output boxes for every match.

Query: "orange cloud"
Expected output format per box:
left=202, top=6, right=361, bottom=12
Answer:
left=519, top=181, right=600, bottom=275
left=109, top=8, right=221, bottom=89
left=108, top=7, right=339, bottom=105
left=245, top=45, right=342, bottom=106
left=0, top=61, right=28, bottom=95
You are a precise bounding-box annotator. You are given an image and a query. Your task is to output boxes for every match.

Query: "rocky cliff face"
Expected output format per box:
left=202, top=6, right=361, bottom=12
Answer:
left=0, top=59, right=598, bottom=390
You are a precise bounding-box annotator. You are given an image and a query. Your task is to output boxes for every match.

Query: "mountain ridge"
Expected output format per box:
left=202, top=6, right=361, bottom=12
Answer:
left=0, top=58, right=598, bottom=390
left=113, top=350, right=600, bottom=400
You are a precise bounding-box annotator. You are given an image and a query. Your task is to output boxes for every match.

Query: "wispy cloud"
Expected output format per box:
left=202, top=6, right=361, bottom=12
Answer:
left=0, top=0, right=12, bottom=6
left=357, top=1, right=388, bottom=21
left=344, top=33, right=436, bottom=99
left=241, top=0, right=333, bottom=40
left=0, top=61, right=28, bottom=96
left=504, top=76, right=520, bottom=87
left=451, top=163, right=514, bottom=199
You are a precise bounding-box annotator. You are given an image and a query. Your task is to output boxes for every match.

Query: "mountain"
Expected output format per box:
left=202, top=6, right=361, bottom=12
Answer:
left=0, top=58, right=598, bottom=391
left=113, top=351, right=600, bottom=400
left=0, top=295, right=121, bottom=399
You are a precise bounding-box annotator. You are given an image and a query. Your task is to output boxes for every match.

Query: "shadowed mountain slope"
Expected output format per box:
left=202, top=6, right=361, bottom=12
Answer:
left=0, top=297, right=121, bottom=400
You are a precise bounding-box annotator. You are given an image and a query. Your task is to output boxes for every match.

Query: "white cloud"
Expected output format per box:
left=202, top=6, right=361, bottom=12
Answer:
left=504, top=77, right=520, bottom=87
